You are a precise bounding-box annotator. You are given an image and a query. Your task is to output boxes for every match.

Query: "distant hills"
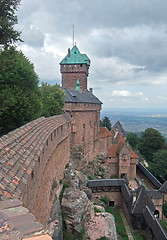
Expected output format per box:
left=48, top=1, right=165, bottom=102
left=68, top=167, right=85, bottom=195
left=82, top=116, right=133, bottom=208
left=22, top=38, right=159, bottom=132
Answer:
left=101, top=108, right=167, bottom=139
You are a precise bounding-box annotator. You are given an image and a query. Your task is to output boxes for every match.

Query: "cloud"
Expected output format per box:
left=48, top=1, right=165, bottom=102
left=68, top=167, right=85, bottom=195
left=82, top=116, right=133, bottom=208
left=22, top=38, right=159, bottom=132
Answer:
left=111, top=90, right=146, bottom=99
left=16, top=0, right=167, bottom=109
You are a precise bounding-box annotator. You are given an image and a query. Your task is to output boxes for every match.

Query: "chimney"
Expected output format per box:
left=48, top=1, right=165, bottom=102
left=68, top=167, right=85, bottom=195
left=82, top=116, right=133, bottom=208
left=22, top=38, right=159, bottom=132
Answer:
left=68, top=48, right=70, bottom=58
left=89, top=88, right=93, bottom=94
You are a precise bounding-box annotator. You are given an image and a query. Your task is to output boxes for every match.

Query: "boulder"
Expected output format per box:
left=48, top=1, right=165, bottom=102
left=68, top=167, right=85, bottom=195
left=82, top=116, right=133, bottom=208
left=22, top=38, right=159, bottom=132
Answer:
left=61, top=189, right=91, bottom=231
left=86, top=211, right=117, bottom=240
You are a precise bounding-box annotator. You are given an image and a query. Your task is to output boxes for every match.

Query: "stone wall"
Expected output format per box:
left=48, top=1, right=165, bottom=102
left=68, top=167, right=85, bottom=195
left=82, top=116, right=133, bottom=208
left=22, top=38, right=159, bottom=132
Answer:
left=64, top=103, right=101, bottom=165
left=92, top=191, right=123, bottom=208
left=22, top=117, right=71, bottom=226
left=61, top=64, right=88, bottom=91
left=99, top=127, right=112, bottom=153
left=0, top=114, right=71, bottom=228
left=151, top=198, right=163, bottom=219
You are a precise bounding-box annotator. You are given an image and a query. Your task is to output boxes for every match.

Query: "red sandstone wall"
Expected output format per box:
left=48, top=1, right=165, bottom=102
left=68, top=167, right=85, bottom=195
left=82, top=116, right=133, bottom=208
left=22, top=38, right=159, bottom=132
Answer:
left=33, top=137, right=70, bottom=225
left=99, top=136, right=112, bottom=153
left=22, top=118, right=71, bottom=225
left=61, top=64, right=88, bottom=91
left=64, top=103, right=101, bottom=163
left=93, top=191, right=123, bottom=208
left=152, top=198, right=163, bottom=219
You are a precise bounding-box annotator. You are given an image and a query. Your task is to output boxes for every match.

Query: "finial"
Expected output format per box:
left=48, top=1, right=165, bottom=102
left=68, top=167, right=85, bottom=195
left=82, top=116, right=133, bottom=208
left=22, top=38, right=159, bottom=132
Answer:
left=73, top=24, right=74, bottom=47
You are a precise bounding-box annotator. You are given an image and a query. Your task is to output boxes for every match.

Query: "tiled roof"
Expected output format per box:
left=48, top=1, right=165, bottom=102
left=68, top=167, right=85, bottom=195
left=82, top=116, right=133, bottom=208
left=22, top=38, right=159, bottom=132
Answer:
left=144, top=206, right=167, bottom=240
left=107, top=134, right=138, bottom=159
left=108, top=144, right=119, bottom=158
left=159, top=181, right=167, bottom=193
left=87, top=179, right=125, bottom=188
left=148, top=190, right=163, bottom=199
left=0, top=114, right=71, bottom=200
left=112, top=121, right=127, bottom=138
left=137, top=162, right=162, bottom=189
left=132, top=186, right=155, bottom=214
left=131, top=149, right=139, bottom=159
left=60, top=45, right=90, bottom=66
left=99, top=127, right=112, bottom=139
left=63, top=88, right=102, bottom=104
left=0, top=199, right=52, bottom=240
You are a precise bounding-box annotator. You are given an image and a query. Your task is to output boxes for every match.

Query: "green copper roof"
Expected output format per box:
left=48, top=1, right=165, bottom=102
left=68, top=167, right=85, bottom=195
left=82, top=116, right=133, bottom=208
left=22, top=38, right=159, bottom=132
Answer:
left=60, top=45, right=90, bottom=66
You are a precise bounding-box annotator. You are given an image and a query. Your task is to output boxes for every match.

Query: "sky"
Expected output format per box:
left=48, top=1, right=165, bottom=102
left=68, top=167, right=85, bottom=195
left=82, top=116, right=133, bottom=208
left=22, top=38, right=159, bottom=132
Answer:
left=16, top=0, right=167, bottom=110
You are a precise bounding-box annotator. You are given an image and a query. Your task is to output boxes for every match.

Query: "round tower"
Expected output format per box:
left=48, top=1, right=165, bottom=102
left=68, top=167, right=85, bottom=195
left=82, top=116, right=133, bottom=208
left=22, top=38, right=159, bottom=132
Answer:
left=60, top=45, right=90, bottom=91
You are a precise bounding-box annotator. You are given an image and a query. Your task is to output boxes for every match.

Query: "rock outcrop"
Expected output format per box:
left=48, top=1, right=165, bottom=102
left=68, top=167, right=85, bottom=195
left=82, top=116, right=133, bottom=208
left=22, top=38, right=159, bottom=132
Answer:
left=86, top=204, right=117, bottom=240
left=61, top=188, right=91, bottom=232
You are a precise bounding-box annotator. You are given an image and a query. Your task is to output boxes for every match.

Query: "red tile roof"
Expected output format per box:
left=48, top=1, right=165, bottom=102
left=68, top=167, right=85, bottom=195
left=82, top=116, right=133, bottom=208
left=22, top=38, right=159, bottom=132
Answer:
left=0, top=199, right=52, bottom=239
left=131, top=149, right=139, bottom=159
left=0, top=114, right=71, bottom=200
left=99, top=127, right=112, bottom=138
left=108, top=134, right=139, bottom=159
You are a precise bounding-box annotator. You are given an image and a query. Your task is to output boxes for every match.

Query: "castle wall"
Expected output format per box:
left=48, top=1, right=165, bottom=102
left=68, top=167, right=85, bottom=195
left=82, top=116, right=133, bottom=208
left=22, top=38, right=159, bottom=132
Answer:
left=64, top=103, right=101, bottom=164
left=106, top=158, right=118, bottom=178
left=151, top=198, right=163, bottom=219
left=21, top=117, right=71, bottom=225
left=61, top=64, right=88, bottom=91
left=136, top=167, right=157, bottom=189
left=32, top=137, right=70, bottom=225
left=93, top=191, right=123, bottom=208
left=99, top=136, right=112, bottom=153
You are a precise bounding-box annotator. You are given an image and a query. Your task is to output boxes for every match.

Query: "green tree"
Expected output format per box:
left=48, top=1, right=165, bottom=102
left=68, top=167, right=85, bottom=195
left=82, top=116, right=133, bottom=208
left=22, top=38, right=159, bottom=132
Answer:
left=0, top=47, right=41, bottom=136
left=163, top=202, right=167, bottom=218
left=137, top=128, right=165, bottom=161
left=127, top=132, right=139, bottom=150
left=0, top=0, right=22, bottom=48
left=148, top=150, right=167, bottom=183
left=40, top=82, right=65, bottom=117
left=100, top=116, right=112, bottom=131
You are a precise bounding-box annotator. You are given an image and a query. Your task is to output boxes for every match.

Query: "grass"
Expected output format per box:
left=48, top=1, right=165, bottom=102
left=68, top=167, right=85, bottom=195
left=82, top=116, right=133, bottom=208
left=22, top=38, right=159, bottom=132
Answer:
left=59, top=183, right=69, bottom=203
left=94, top=206, right=102, bottom=213
left=100, top=196, right=108, bottom=205
left=65, top=162, right=69, bottom=168
left=134, top=234, right=145, bottom=240
left=160, top=220, right=167, bottom=232
left=105, top=207, right=129, bottom=240
left=63, top=227, right=87, bottom=240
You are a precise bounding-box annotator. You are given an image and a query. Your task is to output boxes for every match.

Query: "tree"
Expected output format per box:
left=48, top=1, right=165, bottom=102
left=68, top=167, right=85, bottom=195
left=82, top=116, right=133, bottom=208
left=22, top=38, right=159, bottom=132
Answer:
left=100, top=116, right=112, bottom=131
left=0, top=47, right=41, bottom=136
left=163, top=201, right=167, bottom=218
left=0, top=0, right=22, bottom=48
left=137, top=128, right=165, bottom=161
left=127, top=132, right=139, bottom=150
left=148, top=150, right=167, bottom=183
left=40, top=82, right=65, bottom=117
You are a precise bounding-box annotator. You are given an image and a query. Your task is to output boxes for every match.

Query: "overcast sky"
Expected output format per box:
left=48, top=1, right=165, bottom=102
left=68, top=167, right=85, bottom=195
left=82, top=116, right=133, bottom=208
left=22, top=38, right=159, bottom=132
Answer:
left=17, top=0, right=167, bottom=110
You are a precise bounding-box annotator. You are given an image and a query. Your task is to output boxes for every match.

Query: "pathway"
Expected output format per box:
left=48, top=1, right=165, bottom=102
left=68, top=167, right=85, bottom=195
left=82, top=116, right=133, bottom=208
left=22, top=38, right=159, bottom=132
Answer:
left=119, top=209, right=135, bottom=240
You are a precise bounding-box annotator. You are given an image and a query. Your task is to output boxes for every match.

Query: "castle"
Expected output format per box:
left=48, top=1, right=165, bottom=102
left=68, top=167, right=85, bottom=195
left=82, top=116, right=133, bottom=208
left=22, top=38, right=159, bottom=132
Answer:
left=0, top=45, right=167, bottom=239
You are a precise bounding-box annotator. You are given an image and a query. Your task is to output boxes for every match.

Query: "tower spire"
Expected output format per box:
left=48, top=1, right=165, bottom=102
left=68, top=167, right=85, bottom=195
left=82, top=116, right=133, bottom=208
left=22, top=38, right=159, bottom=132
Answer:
left=73, top=24, right=74, bottom=47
